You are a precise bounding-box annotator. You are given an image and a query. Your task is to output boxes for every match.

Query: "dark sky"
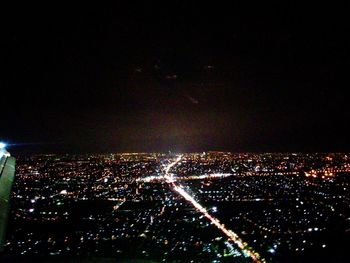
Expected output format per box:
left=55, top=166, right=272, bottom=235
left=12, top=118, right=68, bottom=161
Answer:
left=1, top=3, right=349, bottom=153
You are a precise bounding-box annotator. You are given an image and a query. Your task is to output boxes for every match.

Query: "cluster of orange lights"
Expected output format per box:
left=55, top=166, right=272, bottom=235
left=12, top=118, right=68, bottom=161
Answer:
left=305, top=169, right=334, bottom=178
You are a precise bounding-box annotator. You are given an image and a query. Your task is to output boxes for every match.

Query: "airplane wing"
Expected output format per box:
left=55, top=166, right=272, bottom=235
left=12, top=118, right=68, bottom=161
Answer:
left=0, top=150, right=16, bottom=252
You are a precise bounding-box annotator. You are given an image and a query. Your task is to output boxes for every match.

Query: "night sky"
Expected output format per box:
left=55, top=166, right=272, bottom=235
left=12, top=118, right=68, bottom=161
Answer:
left=2, top=3, right=349, bottom=153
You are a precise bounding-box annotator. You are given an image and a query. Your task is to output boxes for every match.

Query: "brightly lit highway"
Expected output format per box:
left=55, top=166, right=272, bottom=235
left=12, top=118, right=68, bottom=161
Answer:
left=161, top=155, right=265, bottom=263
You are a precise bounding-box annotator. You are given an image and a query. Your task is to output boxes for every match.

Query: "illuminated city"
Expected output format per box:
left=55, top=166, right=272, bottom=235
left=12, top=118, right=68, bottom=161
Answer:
left=2, top=2, right=349, bottom=263
left=0, top=152, right=348, bottom=262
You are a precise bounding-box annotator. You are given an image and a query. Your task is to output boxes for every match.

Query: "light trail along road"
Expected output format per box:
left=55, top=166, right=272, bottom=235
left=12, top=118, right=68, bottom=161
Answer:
left=163, top=155, right=266, bottom=263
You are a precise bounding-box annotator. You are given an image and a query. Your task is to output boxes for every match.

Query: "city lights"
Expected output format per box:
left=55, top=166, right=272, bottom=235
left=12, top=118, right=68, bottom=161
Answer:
left=4, top=152, right=349, bottom=261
